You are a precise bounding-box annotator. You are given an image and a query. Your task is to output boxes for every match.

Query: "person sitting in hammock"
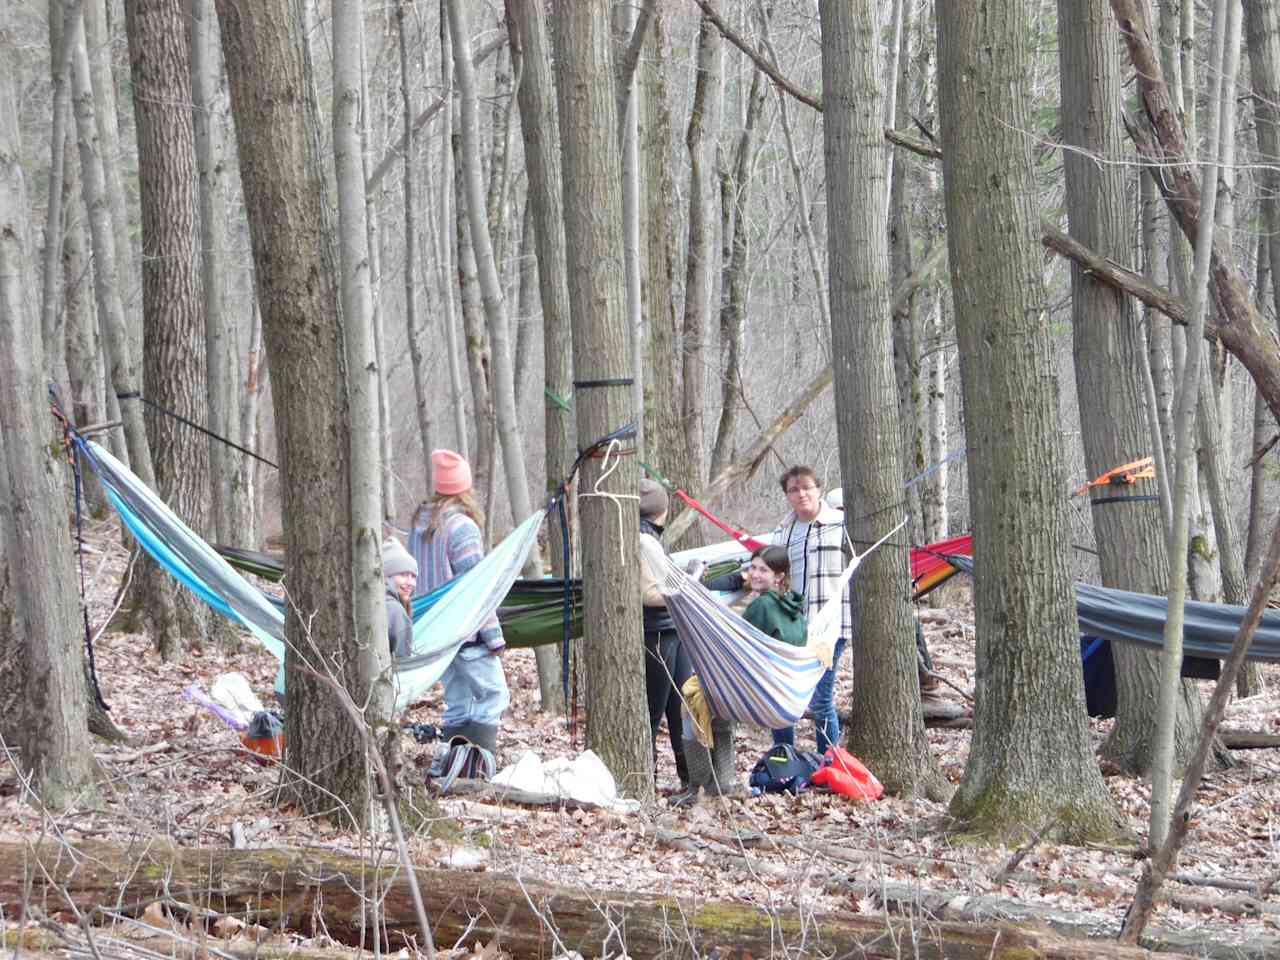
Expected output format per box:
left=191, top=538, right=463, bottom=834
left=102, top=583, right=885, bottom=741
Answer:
left=382, top=538, right=418, bottom=659
left=408, top=449, right=509, bottom=753
left=700, top=545, right=807, bottom=748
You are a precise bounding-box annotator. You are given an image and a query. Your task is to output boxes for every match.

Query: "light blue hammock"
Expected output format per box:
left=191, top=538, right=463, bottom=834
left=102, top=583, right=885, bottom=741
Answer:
left=79, top=439, right=543, bottom=711
left=639, top=537, right=828, bottom=729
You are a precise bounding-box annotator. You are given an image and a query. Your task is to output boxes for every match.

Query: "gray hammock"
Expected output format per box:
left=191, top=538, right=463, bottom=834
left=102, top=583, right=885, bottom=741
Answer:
left=948, top=556, right=1280, bottom=662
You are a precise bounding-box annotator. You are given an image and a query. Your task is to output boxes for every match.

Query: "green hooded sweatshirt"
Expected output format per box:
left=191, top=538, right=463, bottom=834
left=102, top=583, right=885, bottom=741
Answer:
left=743, top=589, right=807, bottom=646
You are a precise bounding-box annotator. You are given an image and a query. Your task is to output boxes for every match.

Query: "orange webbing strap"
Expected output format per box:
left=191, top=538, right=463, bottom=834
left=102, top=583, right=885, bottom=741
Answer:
left=1072, top=456, right=1154, bottom=497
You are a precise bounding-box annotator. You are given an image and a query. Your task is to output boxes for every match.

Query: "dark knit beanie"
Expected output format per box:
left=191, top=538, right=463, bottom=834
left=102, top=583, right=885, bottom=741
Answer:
left=638, top=479, right=669, bottom=519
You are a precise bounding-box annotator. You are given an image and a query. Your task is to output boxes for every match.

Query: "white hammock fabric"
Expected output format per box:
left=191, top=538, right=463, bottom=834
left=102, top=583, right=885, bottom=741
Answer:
left=640, top=536, right=827, bottom=729
left=806, top=517, right=907, bottom=650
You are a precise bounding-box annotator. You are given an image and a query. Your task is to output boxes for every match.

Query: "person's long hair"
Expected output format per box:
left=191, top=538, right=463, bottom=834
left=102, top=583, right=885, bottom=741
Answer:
left=752, top=545, right=792, bottom=594
left=410, top=490, right=485, bottom=542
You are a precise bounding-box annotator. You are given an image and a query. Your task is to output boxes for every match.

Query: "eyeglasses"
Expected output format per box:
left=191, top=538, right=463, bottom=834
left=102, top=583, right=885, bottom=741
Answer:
left=786, top=484, right=819, bottom=495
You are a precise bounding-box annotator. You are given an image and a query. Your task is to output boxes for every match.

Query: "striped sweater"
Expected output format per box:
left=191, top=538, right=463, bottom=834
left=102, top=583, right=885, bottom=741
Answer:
left=408, top=505, right=504, bottom=651
left=771, top=503, right=852, bottom=643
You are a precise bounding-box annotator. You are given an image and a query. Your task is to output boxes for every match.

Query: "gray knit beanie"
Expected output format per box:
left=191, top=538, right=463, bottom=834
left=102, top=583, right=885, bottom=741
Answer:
left=382, top=538, right=418, bottom=578
left=638, top=479, right=669, bottom=520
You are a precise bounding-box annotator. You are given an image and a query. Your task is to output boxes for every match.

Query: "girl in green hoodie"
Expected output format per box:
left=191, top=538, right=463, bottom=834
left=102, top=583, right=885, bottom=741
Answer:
left=706, top=546, right=807, bottom=748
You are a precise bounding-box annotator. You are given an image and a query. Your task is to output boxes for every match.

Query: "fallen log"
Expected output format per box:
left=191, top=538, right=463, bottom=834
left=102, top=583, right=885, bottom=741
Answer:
left=1219, top=728, right=1280, bottom=750
left=0, top=839, right=1189, bottom=960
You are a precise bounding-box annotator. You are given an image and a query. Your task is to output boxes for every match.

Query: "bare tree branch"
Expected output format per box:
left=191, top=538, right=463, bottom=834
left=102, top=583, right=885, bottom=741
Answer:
left=690, top=0, right=822, bottom=111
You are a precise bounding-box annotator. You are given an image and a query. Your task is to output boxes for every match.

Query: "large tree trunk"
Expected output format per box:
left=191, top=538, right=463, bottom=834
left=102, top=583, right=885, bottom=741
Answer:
left=1057, top=0, right=1209, bottom=779
left=1, top=840, right=1187, bottom=960
left=818, top=0, right=947, bottom=801
left=679, top=12, right=721, bottom=537
left=215, top=0, right=376, bottom=820
left=937, top=0, right=1121, bottom=842
left=0, top=51, right=98, bottom=809
left=551, top=0, right=652, bottom=801
left=334, top=0, right=395, bottom=773
left=125, top=0, right=211, bottom=661
left=507, top=0, right=574, bottom=713
left=189, top=0, right=241, bottom=552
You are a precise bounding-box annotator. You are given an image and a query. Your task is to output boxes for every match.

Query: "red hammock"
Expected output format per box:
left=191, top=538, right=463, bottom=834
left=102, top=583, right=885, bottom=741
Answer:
left=673, top=490, right=768, bottom=552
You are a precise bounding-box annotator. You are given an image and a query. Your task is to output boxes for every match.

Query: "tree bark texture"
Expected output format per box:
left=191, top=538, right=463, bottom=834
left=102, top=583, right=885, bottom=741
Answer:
left=1109, top=0, right=1280, bottom=427
left=214, top=0, right=374, bottom=820
left=551, top=0, right=653, bottom=801
left=937, top=0, right=1121, bottom=842
left=1056, top=0, right=1210, bottom=778
left=507, top=0, right=574, bottom=712
left=126, top=0, right=211, bottom=660
left=818, top=0, right=946, bottom=801
left=41, top=1, right=73, bottom=408
left=0, top=47, right=98, bottom=809
left=334, top=0, right=395, bottom=773
left=0, top=840, right=1193, bottom=960
left=708, top=68, right=766, bottom=482
left=189, top=0, right=242, bottom=551
left=679, top=13, right=721, bottom=523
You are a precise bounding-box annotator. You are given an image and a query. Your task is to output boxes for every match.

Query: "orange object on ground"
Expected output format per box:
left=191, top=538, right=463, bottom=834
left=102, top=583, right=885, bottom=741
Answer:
left=811, top=746, right=883, bottom=801
left=239, top=731, right=284, bottom=759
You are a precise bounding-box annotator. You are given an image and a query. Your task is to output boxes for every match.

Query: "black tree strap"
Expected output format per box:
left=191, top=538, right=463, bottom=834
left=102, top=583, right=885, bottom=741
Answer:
left=116, top=392, right=278, bottom=469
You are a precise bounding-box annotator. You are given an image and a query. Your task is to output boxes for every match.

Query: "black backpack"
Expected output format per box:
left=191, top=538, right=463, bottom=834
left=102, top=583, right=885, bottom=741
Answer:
left=749, top=744, right=825, bottom=795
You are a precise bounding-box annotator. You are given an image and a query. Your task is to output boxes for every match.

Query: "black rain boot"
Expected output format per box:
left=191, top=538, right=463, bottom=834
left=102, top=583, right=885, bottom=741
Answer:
left=669, top=737, right=710, bottom=807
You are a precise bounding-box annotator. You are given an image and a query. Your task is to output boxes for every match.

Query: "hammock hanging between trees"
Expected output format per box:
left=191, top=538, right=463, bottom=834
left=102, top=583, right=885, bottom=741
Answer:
left=77, top=439, right=544, bottom=710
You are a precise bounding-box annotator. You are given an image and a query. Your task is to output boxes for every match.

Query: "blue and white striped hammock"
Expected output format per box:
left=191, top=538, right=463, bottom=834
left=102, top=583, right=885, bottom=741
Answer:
left=78, top=439, right=542, bottom=711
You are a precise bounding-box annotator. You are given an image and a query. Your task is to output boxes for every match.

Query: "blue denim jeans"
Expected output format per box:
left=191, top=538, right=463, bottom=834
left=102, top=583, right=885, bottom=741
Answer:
left=772, top=636, right=848, bottom=752
left=440, top=643, right=510, bottom=727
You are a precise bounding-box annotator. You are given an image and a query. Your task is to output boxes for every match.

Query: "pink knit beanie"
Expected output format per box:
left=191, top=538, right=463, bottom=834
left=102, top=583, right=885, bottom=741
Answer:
left=432, top=448, right=473, bottom=495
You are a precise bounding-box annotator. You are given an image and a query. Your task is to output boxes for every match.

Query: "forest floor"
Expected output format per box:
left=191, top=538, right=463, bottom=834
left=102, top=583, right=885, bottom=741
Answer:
left=3, top=516, right=1280, bottom=959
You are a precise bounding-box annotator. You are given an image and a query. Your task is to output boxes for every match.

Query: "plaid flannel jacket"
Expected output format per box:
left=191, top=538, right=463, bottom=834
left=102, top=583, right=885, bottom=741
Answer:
left=772, top=504, right=852, bottom=643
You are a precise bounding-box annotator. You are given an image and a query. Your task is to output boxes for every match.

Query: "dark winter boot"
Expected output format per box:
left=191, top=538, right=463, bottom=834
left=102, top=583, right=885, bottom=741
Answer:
left=669, top=737, right=711, bottom=807
left=441, top=721, right=499, bottom=753
left=705, top=719, right=739, bottom=797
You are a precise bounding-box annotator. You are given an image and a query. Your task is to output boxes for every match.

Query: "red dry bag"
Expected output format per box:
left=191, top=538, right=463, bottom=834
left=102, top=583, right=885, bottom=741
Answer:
left=810, top=746, right=883, bottom=801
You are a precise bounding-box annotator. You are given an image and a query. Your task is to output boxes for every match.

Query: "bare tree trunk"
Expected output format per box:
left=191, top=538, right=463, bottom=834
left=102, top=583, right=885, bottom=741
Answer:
left=679, top=13, right=721, bottom=525
left=83, top=0, right=139, bottom=363
left=238, top=305, right=265, bottom=549
left=708, top=68, right=765, bottom=481
left=433, top=12, right=467, bottom=463
left=447, top=0, right=535, bottom=548
left=551, top=0, right=652, bottom=801
left=0, top=46, right=98, bottom=809
left=818, top=0, right=946, bottom=801
left=42, top=1, right=73, bottom=405
left=189, top=0, right=239, bottom=550
left=614, top=1, right=645, bottom=459
left=334, top=0, right=395, bottom=778
left=507, top=0, right=574, bottom=713
left=216, top=0, right=379, bottom=819
left=398, top=1, right=433, bottom=481
left=125, top=0, right=212, bottom=660
left=68, top=3, right=175, bottom=641
left=938, top=0, right=1121, bottom=841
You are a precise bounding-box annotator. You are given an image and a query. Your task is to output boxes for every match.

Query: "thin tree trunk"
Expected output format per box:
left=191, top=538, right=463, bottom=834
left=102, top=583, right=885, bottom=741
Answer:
left=435, top=11, right=467, bottom=463
left=0, top=44, right=98, bottom=809
left=708, top=68, right=766, bottom=481
left=190, top=0, right=239, bottom=550
left=679, top=13, right=721, bottom=525
left=397, top=2, right=432, bottom=480
left=447, top=0, right=535, bottom=550
left=238, top=304, right=264, bottom=549
left=334, top=0, right=394, bottom=780
left=42, top=1, right=73, bottom=405
left=507, top=0, right=574, bottom=713
left=615, top=1, right=645, bottom=459
left=551, top=0, right=652, bottom=800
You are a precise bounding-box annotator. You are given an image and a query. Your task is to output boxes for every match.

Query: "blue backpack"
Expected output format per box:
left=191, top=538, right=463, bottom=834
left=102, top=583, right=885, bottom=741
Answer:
left=749, top=744, right=825, bottom=795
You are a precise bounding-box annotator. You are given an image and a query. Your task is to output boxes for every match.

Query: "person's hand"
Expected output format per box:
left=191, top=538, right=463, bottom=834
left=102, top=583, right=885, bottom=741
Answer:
left=685, top=559, right=707, bottom=581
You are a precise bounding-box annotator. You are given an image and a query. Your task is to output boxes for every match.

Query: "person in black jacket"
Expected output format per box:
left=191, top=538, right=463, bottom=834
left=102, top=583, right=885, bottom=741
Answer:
left=637, top=479, right=690, bottom=791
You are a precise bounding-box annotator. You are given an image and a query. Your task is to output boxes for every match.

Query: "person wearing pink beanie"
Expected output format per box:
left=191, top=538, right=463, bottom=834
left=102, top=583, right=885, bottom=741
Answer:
left=407, top=450, right=507, bottom=753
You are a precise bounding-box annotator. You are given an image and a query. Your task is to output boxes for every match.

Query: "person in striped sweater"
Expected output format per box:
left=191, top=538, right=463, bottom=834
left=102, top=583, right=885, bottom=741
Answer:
left=407, top=449, right=509, bottom=753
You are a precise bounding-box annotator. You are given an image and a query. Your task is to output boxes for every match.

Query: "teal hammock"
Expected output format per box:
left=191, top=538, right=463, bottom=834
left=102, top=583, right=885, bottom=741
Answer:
left=78, top=438, right=544, bottom=711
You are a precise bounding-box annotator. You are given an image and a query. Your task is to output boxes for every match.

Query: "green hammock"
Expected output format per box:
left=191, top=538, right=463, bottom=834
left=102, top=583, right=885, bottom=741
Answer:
left=216, top=544, right=739, bottom=649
